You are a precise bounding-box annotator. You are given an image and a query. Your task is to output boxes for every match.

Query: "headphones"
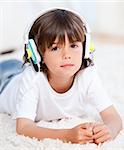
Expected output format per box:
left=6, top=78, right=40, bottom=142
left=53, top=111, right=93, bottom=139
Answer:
left=23, top=9, right=95, bottom=72
left=23, top=37, right=41, bottom=72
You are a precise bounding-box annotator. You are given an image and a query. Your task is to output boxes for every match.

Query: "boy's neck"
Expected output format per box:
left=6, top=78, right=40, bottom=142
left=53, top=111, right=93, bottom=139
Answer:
left=48, top=75, right=75, bottom=94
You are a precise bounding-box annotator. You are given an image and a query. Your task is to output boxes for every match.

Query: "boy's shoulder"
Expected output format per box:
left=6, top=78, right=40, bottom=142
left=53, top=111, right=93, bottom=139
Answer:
left=75, top=65, right=99, bottom=93
left=77, top=65, right=97, bottom=80
left=20, top=65, right=44, bottom=87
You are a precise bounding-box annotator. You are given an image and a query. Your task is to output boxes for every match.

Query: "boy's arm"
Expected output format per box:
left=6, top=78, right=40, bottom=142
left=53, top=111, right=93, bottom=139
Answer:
left=92, top=105, right=122, bottom=144
left=16, top=118, right=93, bottom=144
left=100, top=105, right=122, bottom=138
left=16, top=118, right=68, bottom=141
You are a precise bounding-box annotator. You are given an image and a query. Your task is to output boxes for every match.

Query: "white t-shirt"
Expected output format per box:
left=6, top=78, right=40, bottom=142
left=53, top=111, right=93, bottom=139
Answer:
left=0, top=65, right=112, bottom=122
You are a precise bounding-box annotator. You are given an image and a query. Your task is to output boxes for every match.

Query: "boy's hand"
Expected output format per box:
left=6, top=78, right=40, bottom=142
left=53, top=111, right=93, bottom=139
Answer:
left=67, top=123, right=94, bottom=144
left=92, top=123, right=112, bottom=144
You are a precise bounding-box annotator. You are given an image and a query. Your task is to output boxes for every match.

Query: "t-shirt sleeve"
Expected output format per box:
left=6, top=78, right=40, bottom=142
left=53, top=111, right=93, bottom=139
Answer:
left=86, top=67, right=113, bottom=112
left=13, top=66, right=39, bottom=121
left=78, top=66, right=113, bottom=113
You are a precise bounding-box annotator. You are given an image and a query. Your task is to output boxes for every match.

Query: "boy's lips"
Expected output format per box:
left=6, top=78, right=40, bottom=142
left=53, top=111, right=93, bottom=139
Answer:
left=60, top=64, right=74, bottom=67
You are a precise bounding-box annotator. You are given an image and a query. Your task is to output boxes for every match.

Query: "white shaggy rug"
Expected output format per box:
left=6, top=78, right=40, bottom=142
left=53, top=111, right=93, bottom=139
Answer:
left=0, top=40, right=124, bottom=149
left=0, top=113, right=124, bottom=150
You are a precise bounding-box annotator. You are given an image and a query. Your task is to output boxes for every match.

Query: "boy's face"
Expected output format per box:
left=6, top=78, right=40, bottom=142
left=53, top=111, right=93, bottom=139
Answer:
left=43, top=33, right=83, bottom=79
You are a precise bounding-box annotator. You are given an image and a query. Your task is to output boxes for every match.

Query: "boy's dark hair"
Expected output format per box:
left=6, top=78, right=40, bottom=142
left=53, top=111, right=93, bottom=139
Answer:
left=28, top=9, right=93, bottom=73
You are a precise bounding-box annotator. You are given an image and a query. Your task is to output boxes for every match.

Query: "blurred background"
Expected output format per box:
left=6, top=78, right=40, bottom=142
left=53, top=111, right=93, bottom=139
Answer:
left=0, top=0, right=124, bottom=114
left=0, top=1, right=124, bottom=51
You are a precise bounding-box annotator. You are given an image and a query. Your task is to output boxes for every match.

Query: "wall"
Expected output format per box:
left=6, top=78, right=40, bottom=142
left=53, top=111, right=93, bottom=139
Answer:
left=0, top=1, right=124, bottom=51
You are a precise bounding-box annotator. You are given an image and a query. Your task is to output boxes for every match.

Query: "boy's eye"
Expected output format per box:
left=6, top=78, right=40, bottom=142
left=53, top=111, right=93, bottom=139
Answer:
left=70, top=44, right=78, bottom=48
left=51, top=46, right=59, bottom=51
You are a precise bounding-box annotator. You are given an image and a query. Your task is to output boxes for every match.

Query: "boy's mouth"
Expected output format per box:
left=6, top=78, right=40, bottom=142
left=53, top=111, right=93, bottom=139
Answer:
left=60, top=64, right=74, bottom=67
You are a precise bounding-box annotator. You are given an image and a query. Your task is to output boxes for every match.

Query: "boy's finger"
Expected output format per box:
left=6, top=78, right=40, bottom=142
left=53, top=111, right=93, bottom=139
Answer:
left=84, top=128, right=93, bottom=137
left=94, top=134, right=111, bottom=144
left=93, top=130, right=105, bottom=139
left=84, top=135, right=93, bottom=140
left=93, top=125, right=105, bottom=134
left=86, top=139, right=94, bottom=143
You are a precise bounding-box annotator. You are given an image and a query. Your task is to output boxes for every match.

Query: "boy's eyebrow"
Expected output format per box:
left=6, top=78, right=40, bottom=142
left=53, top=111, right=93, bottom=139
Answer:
left=51, top=42, right=59, bottom=46
left=52, top=42, right=58, bottom=44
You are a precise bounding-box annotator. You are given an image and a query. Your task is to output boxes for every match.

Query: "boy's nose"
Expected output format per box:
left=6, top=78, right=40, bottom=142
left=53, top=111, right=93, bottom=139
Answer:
left=62, top=48, right=71, bottom=59
left=63, top=54, right=71, bottom=59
